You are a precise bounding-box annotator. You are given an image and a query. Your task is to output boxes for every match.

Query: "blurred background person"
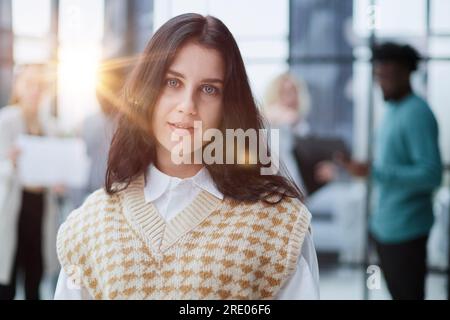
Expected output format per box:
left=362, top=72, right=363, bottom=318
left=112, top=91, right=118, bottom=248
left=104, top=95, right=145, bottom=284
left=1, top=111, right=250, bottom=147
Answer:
left=339, top=42, right=443, bottom=300
left=0, top=64, right=60, bottom=300
left=262, top=72, right=311, bottom=191
left=263, top=72, right=366, bottom=268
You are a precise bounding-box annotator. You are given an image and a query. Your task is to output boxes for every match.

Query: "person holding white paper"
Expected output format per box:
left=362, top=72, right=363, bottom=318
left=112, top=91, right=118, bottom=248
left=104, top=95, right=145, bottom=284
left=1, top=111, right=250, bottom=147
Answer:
left=0, top=64, right=60, bottom=300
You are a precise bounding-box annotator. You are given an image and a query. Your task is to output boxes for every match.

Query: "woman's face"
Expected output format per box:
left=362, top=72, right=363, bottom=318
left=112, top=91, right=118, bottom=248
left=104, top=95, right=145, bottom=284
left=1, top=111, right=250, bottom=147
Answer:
left=279, top=77, right=299, bottom=110
left=16, top=67, right=47, bottom=110
left=152, top=41, right=225, bottom=159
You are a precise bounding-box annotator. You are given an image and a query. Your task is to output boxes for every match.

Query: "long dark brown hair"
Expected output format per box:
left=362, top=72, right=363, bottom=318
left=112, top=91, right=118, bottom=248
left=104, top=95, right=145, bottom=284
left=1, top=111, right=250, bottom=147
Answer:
left=106, top=13, right=303, bottom=204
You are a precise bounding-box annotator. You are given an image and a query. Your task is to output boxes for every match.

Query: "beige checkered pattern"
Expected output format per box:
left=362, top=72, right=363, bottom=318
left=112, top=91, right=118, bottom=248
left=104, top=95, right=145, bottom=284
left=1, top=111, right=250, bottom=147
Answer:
left=57, top=176, right=311, bottom=299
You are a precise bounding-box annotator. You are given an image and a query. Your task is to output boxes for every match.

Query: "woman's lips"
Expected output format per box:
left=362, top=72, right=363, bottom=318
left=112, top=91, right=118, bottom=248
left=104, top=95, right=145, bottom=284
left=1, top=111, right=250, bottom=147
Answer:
left=168, top=122, right=194, bottom=136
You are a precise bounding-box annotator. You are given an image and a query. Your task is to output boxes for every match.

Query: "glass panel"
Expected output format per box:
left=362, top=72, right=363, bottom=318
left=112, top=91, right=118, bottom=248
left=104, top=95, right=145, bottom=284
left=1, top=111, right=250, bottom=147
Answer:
left=13, top=37, right=52, bottom=63
left=154, top=0, right=210, bottom=31
left=209, top=0, right=288, bottom=38
left=352, top=0, right=373, bottom=38
left=172, top=0, right=208, bottom=16
left=291, top=0, right=353, bottom=57
left=352, top=61, right=372, bottom=160
left=431, top=0, right=450, bottom=34
left=59, top=0, right=104, bottom=43
left=58, top=0, right=105, bottom=130
left=12, top=0, right=51, bottom=37
left=57, top=44, right=102, bottom=131
left=429, top=37, right=450, bottom=58
left=244, top=62, right=289, bottom=104
left=353, top=0, right=426, bottom=38
left=376, top=0, right=425, bottom=37
left=428, top=61, right=450, bottom=163
left=291, top=63, right=354, bottom=147
left=156, top=0, right=289, bottom=39
left=238, top=39, right=288, bottom=60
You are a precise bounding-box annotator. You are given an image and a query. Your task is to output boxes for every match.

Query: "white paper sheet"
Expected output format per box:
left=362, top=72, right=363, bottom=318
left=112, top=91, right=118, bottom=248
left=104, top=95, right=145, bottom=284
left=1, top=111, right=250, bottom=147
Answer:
left=16, top=135, right=91, bottom=188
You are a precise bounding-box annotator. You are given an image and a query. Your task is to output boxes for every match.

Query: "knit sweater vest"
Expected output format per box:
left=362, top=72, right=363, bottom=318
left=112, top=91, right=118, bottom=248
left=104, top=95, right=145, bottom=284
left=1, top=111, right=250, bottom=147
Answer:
left=57, top=176, right=311, bottom=300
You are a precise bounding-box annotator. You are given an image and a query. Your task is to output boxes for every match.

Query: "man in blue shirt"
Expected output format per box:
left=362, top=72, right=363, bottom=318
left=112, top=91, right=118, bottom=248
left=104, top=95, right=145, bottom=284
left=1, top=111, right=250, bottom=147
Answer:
left=341, top=42, right=442, bottom=299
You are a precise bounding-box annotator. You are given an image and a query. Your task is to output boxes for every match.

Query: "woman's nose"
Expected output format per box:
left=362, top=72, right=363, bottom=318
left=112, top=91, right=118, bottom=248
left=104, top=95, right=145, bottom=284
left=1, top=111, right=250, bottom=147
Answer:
left=177, top=90, right=197, bottom=115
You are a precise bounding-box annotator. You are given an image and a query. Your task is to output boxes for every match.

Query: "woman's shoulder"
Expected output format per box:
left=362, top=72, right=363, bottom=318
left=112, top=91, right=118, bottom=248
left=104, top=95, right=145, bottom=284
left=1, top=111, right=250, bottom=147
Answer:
left=271, top=196, right=311, bottom=222
left=264, top=195, right=308, bottom=212
left=227, top=195, right=310, bottom=221
left=57, top=188, right=123, bottom=255
left=62, top=188, right=122, bottom=224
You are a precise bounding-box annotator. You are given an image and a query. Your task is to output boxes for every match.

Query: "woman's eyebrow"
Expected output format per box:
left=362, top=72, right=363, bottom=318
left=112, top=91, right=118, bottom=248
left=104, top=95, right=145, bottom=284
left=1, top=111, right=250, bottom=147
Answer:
left=167, top=69, right=224, bottom=84
left=167, top=69, right=185, bottom=78
left=202, top=78, right=224, bottom=84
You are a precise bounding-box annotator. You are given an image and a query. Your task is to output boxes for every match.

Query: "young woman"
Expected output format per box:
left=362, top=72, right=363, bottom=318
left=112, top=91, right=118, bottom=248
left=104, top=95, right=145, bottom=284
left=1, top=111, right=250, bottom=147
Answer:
left=0, top=64, right=60, bottom=300
left=54, top=13, right=319, bottom=300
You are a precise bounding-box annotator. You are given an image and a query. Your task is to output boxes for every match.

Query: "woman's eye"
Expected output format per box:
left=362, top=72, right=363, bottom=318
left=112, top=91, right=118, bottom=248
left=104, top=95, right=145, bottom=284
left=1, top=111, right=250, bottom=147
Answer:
left=202, top=85, right=218, bottom=95
left=166, top=79, right=179, bottom=88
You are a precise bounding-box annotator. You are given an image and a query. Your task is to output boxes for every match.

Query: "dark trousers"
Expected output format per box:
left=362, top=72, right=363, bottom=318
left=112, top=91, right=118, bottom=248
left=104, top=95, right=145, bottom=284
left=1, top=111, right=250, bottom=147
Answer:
left=0, top=191, right=44, bottom=300
left=373, top=234, right=428, bottom=300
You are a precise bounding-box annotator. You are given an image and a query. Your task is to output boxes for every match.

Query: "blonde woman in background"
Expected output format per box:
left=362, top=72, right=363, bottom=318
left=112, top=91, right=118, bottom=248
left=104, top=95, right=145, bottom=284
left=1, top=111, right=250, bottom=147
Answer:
left=0, top=64, right=60, bottom=300
left=262, top=72, right=312, bottom=192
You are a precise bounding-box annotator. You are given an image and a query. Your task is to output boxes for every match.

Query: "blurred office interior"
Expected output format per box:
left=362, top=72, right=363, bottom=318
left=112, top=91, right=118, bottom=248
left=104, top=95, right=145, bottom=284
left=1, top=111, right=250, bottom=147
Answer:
left=0, top=0, right=448, bottom=300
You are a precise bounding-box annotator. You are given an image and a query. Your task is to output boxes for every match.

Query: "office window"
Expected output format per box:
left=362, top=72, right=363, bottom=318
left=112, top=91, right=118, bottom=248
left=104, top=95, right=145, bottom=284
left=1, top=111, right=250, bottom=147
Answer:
left=353, top=0, right=426, bottom=38
left=431, top=0, right=450, bottom=34
left=428, top=61, right=450, bottom=162
left=12, top=0, right=52, bottom=63
left=57, top=0, right=104, bottom=130
left=290, top=0, right=353, bottom=146
left=13, top=0, right=51, bottom=37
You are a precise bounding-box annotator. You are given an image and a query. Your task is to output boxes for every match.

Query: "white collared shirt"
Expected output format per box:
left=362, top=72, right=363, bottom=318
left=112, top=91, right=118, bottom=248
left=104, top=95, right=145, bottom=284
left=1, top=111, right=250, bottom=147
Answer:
left=54, top=165, right=320, bottom=299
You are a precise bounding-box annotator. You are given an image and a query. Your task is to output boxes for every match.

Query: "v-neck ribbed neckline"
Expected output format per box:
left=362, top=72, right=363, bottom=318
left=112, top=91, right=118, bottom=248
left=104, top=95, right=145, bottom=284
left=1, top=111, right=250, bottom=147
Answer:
left=122, top=175, right=222, bottom=254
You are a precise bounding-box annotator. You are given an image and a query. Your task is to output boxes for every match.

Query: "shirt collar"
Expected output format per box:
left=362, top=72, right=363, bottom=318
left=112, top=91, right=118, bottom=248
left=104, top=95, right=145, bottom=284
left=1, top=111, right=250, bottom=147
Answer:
left=144, top=164, right=224, bottom=203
